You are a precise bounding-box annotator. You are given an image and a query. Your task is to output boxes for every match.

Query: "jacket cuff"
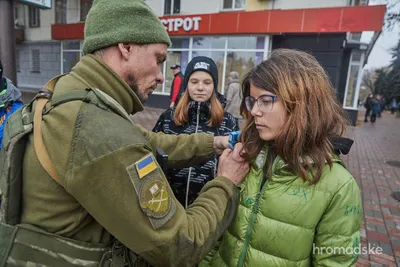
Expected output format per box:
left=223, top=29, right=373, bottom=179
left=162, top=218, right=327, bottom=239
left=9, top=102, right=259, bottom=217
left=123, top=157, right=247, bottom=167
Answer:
left=207, top=176, right=240, bottom=201
left=205, top=134, right=215, bottom=156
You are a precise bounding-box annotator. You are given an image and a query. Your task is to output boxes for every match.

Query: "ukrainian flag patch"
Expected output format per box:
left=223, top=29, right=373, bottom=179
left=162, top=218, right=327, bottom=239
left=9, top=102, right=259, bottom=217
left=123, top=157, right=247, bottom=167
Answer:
left=135, top=154, right=158, bottom=179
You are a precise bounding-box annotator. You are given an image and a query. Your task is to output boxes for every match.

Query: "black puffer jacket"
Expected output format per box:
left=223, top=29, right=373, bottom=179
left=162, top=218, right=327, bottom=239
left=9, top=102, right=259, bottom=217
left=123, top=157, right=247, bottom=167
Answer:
left=152, top=100, right=239, bottom=208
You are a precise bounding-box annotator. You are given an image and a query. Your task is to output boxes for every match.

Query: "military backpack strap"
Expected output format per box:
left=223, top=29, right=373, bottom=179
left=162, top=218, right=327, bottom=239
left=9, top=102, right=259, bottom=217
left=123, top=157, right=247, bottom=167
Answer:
left=33, top=74, right=90, bottom=185
left=33, top=75, right=64, bottom=184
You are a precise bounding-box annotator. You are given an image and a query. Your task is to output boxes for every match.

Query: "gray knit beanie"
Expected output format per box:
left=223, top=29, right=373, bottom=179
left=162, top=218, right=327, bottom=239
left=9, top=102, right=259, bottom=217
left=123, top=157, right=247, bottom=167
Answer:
left=229, top=71, right=239, bottom=80
left=82, top=0, right=171, bottom=55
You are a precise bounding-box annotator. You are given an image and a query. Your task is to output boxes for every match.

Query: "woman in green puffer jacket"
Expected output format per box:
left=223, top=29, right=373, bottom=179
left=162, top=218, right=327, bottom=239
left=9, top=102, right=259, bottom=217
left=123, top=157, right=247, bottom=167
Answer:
left=200, top=49, right=362, bottom=267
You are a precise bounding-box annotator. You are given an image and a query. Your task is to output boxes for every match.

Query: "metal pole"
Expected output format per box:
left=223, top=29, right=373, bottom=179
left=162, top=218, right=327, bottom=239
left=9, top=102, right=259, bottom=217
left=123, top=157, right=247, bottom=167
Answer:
left=0, top=0, right=17, bottom=85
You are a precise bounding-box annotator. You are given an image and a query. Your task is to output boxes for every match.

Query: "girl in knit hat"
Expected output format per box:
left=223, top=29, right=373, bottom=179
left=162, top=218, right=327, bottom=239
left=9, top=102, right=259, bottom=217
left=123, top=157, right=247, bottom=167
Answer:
left=153, top=56, right=239, bottom=208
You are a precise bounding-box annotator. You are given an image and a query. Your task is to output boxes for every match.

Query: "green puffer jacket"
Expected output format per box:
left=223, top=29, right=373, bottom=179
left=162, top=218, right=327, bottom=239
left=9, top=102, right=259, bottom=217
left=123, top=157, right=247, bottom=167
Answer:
left=200, top=147, right=362, bottom=267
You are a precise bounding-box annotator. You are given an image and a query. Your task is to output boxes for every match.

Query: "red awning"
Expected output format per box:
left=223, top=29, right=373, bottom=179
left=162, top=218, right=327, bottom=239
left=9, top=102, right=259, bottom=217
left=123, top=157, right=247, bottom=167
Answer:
left=52, top=5, right=386, bottom=40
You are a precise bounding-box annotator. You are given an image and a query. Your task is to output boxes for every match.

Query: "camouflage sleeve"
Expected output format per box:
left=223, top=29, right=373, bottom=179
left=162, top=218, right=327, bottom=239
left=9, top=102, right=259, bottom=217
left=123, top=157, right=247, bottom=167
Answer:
left=137, top=124, right=215, bottom=169
left=64, top=110, right=239, bottom=267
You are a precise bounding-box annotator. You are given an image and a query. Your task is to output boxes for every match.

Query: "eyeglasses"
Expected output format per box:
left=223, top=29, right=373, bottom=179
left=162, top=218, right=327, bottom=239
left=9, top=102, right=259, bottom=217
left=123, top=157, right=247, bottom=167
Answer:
left=245, top=94, right=279, bottom=113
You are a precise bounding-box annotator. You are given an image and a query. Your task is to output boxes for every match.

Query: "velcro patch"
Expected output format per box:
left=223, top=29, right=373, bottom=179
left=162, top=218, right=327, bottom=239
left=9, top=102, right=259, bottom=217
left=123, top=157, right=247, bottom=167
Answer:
left=135, top=154, right=157, bottom=179
left=127, top=153, right=176, bottom=229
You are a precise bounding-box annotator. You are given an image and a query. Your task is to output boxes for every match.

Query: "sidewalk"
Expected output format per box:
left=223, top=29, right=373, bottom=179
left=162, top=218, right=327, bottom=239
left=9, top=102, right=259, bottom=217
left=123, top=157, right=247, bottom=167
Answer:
left=344, top=110, right=400, bottom=267
left=132, top=107, right=400, bottom=267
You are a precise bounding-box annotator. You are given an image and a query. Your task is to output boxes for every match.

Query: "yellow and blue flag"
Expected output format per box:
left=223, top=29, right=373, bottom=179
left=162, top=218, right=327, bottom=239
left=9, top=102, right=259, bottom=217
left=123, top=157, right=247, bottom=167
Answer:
left=135, top=154, right=158, bottom=179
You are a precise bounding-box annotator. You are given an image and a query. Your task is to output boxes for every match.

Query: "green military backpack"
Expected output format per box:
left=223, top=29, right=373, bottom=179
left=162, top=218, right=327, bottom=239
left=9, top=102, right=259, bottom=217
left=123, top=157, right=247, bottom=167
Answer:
left=0, top=75, right=141, bottom=266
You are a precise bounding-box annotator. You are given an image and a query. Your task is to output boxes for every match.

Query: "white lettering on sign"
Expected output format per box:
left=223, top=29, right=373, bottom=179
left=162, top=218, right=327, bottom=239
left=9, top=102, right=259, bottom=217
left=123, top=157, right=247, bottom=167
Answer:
left=161, top=17, right=202, bottom=32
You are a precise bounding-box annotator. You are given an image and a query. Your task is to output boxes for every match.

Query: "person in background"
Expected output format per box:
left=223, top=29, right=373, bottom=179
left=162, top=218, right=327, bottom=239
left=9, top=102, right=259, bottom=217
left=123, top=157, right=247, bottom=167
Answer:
left=364, top=93, right=374, bottom=122
left=201, top=49, right=361, bottom=267
left=169, top=64, right=184, bottom=108
left=391, top=98, right=398, bottom=114
left=0, top=59, right=23, bottom=150
left=224, top=71, right=242, bottom=121
left=370, top=95, right=381, bottom=123
left=153, top=56, right=239, bottom=208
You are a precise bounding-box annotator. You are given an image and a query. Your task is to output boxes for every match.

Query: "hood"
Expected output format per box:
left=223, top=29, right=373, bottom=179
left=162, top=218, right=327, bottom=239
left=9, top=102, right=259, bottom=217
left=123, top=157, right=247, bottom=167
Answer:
left=251, top=137, right=354, bottom=172
left=228, top=79, right=239, bottom=85
left=328, top=136, right=354, bottom=155
left=0, top=78, right=22, bottom=107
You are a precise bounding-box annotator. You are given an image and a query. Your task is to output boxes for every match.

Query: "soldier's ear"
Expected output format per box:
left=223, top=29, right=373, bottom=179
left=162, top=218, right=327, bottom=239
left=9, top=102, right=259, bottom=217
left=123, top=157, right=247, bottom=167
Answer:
left=117, top=43, right=132, bottom=61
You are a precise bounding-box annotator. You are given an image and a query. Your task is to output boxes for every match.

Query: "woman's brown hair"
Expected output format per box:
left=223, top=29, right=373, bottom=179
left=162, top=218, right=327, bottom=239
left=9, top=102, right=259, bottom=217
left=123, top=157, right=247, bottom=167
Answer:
left=173, top=88, right=224, bottom=127
left=240, top=48, right=348, bottom=184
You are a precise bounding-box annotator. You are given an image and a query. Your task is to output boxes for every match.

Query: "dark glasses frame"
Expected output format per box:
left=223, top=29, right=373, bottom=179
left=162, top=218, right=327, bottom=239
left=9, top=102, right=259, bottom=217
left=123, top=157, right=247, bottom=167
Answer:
left=245, top=94, right=279, bottom=113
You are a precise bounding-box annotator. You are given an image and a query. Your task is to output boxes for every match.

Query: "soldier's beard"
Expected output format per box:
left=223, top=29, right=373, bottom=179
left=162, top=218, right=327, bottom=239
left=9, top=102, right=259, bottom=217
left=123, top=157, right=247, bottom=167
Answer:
left=127, top=72, right=147, bottom=104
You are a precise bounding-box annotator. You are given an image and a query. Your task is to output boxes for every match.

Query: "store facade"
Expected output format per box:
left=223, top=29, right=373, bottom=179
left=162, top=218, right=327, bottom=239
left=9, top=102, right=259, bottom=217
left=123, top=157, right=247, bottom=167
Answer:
left=52, top=5, right=385, bottom=124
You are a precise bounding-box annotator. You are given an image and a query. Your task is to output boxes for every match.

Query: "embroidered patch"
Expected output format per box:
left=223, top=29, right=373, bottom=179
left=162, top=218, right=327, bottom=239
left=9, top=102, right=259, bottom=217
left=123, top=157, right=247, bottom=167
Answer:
left=140, top=179, right=170, bottom=218
left=135, top=154, right=157, bottom=179
left=127, top=154, right=176, bottom=229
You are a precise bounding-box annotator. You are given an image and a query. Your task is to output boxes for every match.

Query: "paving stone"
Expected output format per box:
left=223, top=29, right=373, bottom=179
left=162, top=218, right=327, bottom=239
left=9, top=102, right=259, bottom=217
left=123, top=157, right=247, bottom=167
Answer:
left=370, top=262, right=384, bottom=267
left=372, top=211, right=383, bottom=219
left=376, top=225, right=387, bottom=234
left=390, top=209, right=400, bottom=217
left=365, top=210, right=375, bottom=217
left=379, top=243, right=393, bottom=256
left=390, top=237, right=400, bottom=247
left=382, top=207, right=391, bottom=214
left=367, top=223, right=377, bottom=231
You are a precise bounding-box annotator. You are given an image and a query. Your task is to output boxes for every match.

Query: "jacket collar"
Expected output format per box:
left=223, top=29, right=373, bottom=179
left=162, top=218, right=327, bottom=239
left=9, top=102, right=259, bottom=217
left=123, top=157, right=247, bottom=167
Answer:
left=188, top=101, right=211, bottom=122
left=251, top=146, right=344, bottom=182
left=70, top=54, right=143, bottom=115
left=228, top=79, right=239, bottom=85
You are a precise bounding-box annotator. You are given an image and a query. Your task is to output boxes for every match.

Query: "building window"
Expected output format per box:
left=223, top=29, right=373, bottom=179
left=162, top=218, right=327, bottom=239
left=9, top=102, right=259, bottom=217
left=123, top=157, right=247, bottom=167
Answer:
left=55, top=0, right=67, bottom=24
left=164, top=0, right=180, bottom=15
left=344, top=51, right=365, bottom=108
left=29, top=7, right=40, bottom=28
left=31, top=49, right=41, bottom=73
left=60, top=36, right=270, bottom=95
left=160, top=38, right=189, bottom=94
left=80, top=0, right=93, bottom=21
left=222, top=0, right=246, bottom=10
left=350, top=0, right=368, bottom=5
left=62, top=41, right=81, bottom=73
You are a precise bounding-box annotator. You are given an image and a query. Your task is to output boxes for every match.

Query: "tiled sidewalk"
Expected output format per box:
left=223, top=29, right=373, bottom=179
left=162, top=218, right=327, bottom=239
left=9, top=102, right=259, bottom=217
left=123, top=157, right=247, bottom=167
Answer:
left=132, top=107, right=400, bottom=267
left=343, top=111, right=400, bottom=267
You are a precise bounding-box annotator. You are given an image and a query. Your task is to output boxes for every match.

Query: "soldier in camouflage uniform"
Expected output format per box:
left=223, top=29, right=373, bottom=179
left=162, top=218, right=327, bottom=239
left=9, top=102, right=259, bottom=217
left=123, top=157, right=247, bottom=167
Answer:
left=0, top=0, right=249, bottom=266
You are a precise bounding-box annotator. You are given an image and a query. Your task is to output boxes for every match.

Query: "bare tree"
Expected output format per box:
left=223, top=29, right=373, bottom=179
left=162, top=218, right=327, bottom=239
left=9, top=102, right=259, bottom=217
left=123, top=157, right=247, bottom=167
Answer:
left=362, top=69, right=376, bottom=94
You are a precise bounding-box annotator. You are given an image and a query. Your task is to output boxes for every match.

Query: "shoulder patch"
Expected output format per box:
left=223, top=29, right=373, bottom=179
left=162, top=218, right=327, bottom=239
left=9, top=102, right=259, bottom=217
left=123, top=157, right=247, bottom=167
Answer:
left=140, top=178, right=170, bottom=218
left=127, top=153, right=176, bottom=229
left=135, top=154, right=157, bottom=179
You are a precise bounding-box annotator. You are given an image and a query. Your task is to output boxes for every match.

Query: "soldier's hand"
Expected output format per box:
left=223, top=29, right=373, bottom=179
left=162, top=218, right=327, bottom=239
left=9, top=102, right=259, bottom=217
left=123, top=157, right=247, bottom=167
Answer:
left=213, top=136, right=229, bottom=155
left=218, top=143, right=249, bottom=185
